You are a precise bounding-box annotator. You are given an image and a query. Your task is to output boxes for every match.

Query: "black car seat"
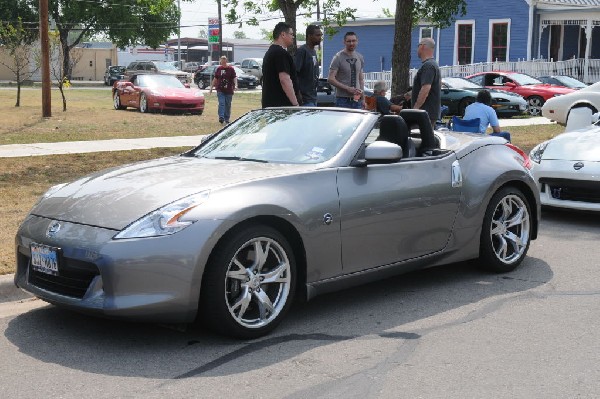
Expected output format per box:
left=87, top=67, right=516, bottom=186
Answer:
left=398, top=109, right=439, bottom=156
left=377, top=115, right=416, bottom=158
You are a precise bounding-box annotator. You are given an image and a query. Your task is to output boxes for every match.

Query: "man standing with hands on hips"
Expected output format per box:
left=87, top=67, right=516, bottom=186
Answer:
left=328, top=32, right=365, bottom=109
left=262, top=22, right=300, bottom=108
left=412, top=37, right=441, bottom=128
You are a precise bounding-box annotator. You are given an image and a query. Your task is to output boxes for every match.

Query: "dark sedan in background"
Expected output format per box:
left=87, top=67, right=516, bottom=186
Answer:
left=442, top=77, right=528, bottom=117
left=103, top=65, right=126, bottom=86
left=194, top=65, right=259, bottom=89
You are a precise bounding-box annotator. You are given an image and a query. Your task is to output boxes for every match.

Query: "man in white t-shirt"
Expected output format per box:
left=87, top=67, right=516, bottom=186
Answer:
left=463, top=90, right=511, bottom=141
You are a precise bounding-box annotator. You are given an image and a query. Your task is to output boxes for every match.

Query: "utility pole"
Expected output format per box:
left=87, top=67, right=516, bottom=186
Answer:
left=177, top=0, right=182, bottom=68
left=217, top=0, right=223, bottom=57
left=39, top=0, right=51, bottom=117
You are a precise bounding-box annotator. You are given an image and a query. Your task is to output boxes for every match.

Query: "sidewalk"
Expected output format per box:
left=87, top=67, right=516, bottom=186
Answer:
left=0, top=117, right=553, bottom=158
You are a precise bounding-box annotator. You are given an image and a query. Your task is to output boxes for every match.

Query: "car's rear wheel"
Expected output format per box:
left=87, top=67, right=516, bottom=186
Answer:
left=479, top=187, right=532, bottom=272
left=139, top=93, right=149, bottom=113
left=458, top=97, right=475, bottom=116
left=113, top=92, right=125, bottom=110
left=527, top=96, right=544, bottom=116
left=200, top=225, right=296, bottom=339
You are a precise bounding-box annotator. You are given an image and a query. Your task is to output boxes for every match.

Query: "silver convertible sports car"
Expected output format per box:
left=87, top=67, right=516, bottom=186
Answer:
left=15, top=108, right=540, bottom=338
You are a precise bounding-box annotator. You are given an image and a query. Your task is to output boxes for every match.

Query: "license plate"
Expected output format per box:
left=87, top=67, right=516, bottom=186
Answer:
left=30, top=243, right=60, bottom=276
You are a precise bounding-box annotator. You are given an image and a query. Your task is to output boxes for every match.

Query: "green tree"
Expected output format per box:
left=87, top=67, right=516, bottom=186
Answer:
left=47, top=0, right=184, bottom=84
left=0, top=18, right=40, bottom=106
left=224, top=0, right=357, bottom=54
left=0, top=1, right=39, bottom=106
left=391, top=0, right=467, bottom=96
left=233, top=30, right=247, bottom=39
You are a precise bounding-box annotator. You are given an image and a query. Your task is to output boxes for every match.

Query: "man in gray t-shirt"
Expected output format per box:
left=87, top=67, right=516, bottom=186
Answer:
left=295, top=24, right=323, bottom=106
left=412, top=37, right=441, bottom=128
left=327, top=32, right=365, bottom=109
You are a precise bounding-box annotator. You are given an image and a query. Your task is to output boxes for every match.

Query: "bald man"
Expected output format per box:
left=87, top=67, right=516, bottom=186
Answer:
left=411, top=37, right=441, bottom=128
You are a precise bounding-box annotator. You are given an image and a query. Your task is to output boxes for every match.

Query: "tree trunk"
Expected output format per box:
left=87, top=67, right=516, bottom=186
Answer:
left=60, top=29, right=71, bottom=80
left=277, top=0, right=299, bottom=55
left=391, top=0, right=415, bottom=97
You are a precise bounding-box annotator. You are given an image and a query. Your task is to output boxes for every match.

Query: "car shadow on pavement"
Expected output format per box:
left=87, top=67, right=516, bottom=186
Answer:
left=4, top=256, right=552, bottom=379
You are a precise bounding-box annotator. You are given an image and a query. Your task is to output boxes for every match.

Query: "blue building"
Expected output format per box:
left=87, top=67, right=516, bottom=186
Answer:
left=322, top=0, right=600, bottom=73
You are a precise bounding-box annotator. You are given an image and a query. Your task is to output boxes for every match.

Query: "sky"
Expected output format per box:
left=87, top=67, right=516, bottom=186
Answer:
left=177, top=0, right=398, bottom=40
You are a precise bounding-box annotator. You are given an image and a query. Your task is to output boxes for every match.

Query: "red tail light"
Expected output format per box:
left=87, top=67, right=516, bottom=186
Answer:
left=505, top=143, right=532, bottom=170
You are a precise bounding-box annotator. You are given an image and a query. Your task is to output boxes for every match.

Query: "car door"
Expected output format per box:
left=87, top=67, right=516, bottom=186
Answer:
left=336, top=154, right=461, bottom=273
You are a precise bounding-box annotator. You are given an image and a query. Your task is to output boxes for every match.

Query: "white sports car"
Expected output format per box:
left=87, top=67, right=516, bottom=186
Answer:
left=542, top=81, right=600, bottom=125
left=530, top=124, right=600, bottom=211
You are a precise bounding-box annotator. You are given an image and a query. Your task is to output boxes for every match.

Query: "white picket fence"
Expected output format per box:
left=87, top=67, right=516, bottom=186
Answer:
left=364, top=58, right=600, bottom=89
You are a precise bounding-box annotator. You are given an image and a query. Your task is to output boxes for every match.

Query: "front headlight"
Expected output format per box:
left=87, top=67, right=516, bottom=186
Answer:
left=553, top=94, right=564, bottom=97
left=114, top=191, right=210, bottom=239
left=529, top=141, right=549, bottom=164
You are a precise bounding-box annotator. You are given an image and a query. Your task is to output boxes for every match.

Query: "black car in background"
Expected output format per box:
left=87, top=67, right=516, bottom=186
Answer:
left=194, top=65, right=258, bottom=89
left=104, top=65, right=126, bottom=86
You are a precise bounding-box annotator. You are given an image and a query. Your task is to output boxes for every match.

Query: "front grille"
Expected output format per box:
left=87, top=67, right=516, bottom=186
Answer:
left=165, top=102, right=197, bottom=109
left=21, top=252, right=100, bottom=299
left=540, top=178, right=600, bottom=203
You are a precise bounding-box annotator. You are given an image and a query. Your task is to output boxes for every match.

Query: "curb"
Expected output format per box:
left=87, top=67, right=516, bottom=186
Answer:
left=0, top=274, right=32, bottom=303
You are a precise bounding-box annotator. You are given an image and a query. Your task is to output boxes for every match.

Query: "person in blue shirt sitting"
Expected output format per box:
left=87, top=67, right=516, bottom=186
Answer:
left=462, top=90, right=511, bottom=141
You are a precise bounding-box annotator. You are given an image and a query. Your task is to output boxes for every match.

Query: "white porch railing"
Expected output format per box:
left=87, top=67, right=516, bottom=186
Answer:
left=364, top=58, right=600, bottom=89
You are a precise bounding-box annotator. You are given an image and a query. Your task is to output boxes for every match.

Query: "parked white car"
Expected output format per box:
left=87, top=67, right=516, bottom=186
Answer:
left=541, top=81, right=600, bottom=125
left=530, top=120, right=600, bottom=212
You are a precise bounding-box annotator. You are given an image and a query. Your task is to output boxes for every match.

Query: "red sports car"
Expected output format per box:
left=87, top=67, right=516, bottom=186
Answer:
left=466, top=71, right=575, bottom=116
left=113, top=74, right=205, bottom=115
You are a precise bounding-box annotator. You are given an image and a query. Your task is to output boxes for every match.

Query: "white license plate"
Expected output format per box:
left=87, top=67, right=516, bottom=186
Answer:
left=30, top=243, right=60, bottom=276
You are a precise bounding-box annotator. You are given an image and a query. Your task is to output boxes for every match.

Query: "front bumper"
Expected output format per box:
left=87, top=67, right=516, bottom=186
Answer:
left=15, top=215, right=226, bottom=323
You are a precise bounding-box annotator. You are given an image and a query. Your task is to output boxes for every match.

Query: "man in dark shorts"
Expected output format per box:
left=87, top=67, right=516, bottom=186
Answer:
left=412, top=37, right=441, bottom=128
left=261, top=22, right=299, bottom=108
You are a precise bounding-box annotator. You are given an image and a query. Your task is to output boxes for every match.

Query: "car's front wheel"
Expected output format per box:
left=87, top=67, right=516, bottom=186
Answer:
left=479, top=187, right=532, bottom=272
left=139, top=93, right=149, bottom=113
left=200, top=225, right=296, bottom=339
left=527, top=96, right=544, bottom=116
left=113, top=92, right=125, bottom=110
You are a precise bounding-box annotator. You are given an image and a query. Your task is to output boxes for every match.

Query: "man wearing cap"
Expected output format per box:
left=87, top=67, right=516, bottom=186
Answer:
left=373, top=80, right=403, bottom=115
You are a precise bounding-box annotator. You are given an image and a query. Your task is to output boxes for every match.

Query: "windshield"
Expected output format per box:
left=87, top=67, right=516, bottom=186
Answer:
left=137, top=74, right=185, bottom=88
left=109, top=66, right=125, bottom=73
left=556, top=76, right=586, bottom=89
left=193, top=109, right=365, bottom=164
left=153, top=62, right=179, bottom=71
left=444, top=77, right=482, bottom=89
left=233, top=66, right=246, bottom=76
left=509, top=73, right=542, bottom=85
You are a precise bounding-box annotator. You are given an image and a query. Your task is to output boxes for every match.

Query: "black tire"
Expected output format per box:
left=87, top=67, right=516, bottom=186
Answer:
left=200, top=225, right=296, bottom=339
left=526, top=96, right=544, bottom=116
left=458, top=97, right=475, bottom=116
left=113, top=92, right=125, bottom=110
left=139, top=93, right=149, bottom=113
left=479, top=187, right=532, bottom=273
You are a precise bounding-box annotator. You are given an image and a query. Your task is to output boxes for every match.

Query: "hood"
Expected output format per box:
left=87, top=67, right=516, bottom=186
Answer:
left=543, top=126, right=600, bottom=161
left=150, top=86, right=202, bottom=97
left=31, top=156, right=315, bottom=230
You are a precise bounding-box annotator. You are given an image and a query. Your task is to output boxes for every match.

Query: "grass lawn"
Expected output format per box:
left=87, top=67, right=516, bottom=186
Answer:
left=0, top=87, right=566, bottom=274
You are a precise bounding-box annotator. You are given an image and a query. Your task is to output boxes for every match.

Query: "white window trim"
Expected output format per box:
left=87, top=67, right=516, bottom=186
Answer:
left=488, top=19, right=511, bottom=62
left=454, top=20, right=475, bottom=65
left=419, top=26, right=434, bottom=41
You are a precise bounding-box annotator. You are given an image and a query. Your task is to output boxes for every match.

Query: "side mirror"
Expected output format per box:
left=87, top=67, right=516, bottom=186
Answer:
left=505, top=81, right=517, bottom=88
left=184, top=83, right=190, bottom=88
left=124, top=82, right=134, bottom=88
left=363, top=141, right=402, bottom=163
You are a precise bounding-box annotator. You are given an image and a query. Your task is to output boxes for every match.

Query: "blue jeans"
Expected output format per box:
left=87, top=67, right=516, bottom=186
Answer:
left=303, top=101, right=317, bottom=107
left=217, top=92, right=233, bottom=122
left=335, top=97, right=363, bottom=109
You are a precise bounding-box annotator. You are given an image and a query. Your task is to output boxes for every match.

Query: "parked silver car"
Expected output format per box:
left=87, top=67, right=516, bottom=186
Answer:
left=15, top=108, right=539, bottom=338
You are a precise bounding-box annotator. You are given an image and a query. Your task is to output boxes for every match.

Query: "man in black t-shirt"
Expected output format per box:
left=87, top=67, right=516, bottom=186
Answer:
left=262, top=22, right=300, bottom=108
left=412, top=37, right=441, bottom=128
